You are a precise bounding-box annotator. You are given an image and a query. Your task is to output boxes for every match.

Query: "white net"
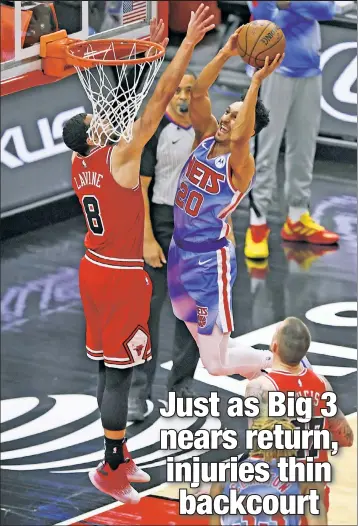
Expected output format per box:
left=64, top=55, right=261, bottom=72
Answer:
left=73, top=41, right=164, bottom=145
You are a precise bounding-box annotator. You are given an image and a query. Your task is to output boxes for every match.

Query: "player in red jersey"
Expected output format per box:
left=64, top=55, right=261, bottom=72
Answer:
left=245, top=317, right=354, bottom=524
left=62, top=6, right=216, bottom=504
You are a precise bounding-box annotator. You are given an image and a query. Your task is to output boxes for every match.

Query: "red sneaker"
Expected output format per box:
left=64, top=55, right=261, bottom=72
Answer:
left=123, top=440, right=150, bottom=483
left=281, top=213, right=339, bottom=245
left=89, top=460, right=140, bottom=504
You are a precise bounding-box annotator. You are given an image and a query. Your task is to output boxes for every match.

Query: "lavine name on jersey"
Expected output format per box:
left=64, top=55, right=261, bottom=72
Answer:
left=74, top=171, right=103, bottom=190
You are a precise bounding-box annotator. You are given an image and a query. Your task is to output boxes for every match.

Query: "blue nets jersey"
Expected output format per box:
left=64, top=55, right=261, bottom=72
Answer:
left=173, top=136, right=252, bottom=243
left=221, top=459, right=301, bottom=526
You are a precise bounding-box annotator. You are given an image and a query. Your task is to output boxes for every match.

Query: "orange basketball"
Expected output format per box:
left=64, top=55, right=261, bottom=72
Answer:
left=237, top=20, right=286, bottom=68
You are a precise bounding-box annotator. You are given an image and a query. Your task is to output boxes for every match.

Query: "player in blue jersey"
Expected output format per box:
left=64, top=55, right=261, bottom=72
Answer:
left=167, top=31, right=284, bottom=379
left=210, top=417, right=328, bottom=526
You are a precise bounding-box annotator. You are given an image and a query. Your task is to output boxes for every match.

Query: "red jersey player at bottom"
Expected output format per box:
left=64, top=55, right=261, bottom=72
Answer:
left=245, top=317, right=354, bottom=526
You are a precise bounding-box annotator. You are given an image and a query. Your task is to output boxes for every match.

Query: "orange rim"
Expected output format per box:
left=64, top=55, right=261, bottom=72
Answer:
left=66, top=38, right=165, bottom=67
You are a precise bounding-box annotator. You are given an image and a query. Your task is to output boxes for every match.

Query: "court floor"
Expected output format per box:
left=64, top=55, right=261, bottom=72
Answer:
left=1, top=161, right=357, bottom=525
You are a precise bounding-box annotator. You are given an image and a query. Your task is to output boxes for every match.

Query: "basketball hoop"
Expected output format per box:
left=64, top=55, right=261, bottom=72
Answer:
left=40, top=32, right=165, bottom=145
left=68, top=39, right=165, bottom=145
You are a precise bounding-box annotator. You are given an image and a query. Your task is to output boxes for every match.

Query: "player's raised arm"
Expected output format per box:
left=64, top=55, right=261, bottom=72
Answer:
left=321, top=377, right=354, bottom=447
left=189, top=31, right=240, bottom=143
left=229, top=53, right=284, bottom=193
left=230, top=54, right=283, bottom=147
left=137, top=4, right=215, bottom=147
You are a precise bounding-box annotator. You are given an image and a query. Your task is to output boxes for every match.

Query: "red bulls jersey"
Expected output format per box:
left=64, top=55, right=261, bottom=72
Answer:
left=266, top=368, right=329, bottom=463
left=72, top=146, right=144, bottom=260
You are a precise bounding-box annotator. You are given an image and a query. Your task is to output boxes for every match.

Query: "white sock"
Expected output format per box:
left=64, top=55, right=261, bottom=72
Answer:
left=288, top=207, right=308, bottom=223
left=198, top=325, right=272, bottom=379
left=226, top=344, right=272, bottom=379
left=250, top=207, right=267, bottom=226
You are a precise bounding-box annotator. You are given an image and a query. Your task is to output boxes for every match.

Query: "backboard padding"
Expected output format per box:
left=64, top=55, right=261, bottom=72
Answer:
left=1, top=1, right=168, bottom=96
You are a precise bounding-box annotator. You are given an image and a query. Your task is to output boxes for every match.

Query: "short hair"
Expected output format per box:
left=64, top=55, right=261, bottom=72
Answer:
left=184, top=69, right=197, bottom=80
left=240, top=91, right=270, bottom=135
left=62, top=113, right=90, bottom=156
left=277, top=317, right=311, bottom=366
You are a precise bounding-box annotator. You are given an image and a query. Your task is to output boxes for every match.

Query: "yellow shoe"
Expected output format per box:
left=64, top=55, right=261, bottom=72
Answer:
left=281, top=212, right=339, bottom=245
left=244, top=225, right=270, bottom=260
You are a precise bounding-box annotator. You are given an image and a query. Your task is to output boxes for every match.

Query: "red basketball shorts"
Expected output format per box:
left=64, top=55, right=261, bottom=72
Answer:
left=79, top=251, right=152, bottom=368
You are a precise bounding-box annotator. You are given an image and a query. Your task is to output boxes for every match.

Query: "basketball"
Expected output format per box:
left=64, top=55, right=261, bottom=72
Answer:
left=237, top=20, right=286, bottom=68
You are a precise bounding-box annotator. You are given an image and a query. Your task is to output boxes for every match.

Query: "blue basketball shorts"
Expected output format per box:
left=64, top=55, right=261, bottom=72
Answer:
left=167, top=238, right=237, bottom=335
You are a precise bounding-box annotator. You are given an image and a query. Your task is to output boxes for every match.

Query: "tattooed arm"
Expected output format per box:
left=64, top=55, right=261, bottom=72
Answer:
left=245, top=375, right=276, bottom=426
left=321, top=377, right=354, bottom=447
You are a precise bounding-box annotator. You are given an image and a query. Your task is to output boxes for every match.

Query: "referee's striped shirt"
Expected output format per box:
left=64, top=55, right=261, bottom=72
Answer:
left=140, top=113, right=195, bottom=206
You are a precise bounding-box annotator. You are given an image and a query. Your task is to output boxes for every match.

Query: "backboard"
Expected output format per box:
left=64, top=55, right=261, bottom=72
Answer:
left=0, top=1, right=168, bottom=219
left=0, top=1, right=168, bottom=96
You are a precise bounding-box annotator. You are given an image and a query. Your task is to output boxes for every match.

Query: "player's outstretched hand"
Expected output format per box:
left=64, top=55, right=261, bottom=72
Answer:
left=222, top=26, right=243, bottom=57
left=146, top=17, right=169, bottom=57
left=252, top=53, right=285, bottom=83
left=185, top=3, right=216, bottom=46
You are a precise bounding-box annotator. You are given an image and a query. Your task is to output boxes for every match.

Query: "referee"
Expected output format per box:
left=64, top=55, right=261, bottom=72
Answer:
left=128, top=71, right=199, bottom=421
